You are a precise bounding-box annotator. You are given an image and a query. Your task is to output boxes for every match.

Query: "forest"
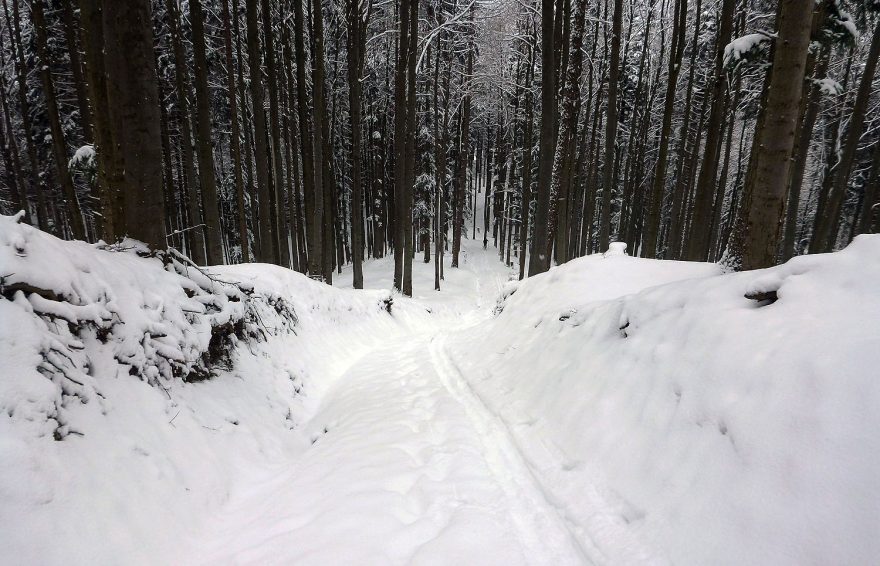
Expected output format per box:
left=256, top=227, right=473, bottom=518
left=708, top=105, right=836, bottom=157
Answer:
left=2, top=0, right=880, bottom=562
left=0, top=0, right=878, bottom=291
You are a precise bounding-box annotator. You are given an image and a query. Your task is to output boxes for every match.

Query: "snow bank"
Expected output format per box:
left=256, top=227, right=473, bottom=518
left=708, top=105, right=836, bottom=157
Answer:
left=448, top=237, right=880, bottom=565
left=0, top=213, right=412, bottom=564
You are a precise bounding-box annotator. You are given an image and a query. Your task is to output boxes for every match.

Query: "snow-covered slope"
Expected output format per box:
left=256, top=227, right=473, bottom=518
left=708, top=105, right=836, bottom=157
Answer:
left=0, top=213, right=418, bottom=564
left=447, top=236, right=880, bottom=565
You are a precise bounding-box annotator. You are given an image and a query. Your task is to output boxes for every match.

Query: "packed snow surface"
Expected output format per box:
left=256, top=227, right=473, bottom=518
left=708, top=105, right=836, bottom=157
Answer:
left=2, top=212, right=879, bottom=565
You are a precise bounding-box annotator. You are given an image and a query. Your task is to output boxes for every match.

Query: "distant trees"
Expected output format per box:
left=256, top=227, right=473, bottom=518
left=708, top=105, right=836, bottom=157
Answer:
left=0, top=0, right=878, bottom=287
left=811, top=16, right=880, bottom=253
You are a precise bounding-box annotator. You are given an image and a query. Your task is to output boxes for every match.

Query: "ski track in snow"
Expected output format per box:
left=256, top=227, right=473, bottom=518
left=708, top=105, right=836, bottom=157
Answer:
left=428, top=333, right=591, bottom=565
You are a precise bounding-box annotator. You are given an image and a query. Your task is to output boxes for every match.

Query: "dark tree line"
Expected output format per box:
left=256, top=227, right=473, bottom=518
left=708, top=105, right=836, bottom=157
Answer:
left=0, top=0, right=878, bottom=296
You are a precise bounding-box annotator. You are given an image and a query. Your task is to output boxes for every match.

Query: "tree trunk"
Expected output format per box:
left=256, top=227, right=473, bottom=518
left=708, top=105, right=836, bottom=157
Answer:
left=0, top=71, right=27, bottom=218
left=347, top=0, right=369, bottom=288
left=261, top=0, right=289, bottom=267
left=519, top=43, right=536, bottom=280
left=7, top=0, right=48, bottom=230
left=782, top=45, right=828, bottom=260
left=59, top=0, right=92, bottom=142
left=221, top=0, right=249, bottom=263
left=642, top=0, right=686, bottom=258
left=102, top=0, right=166, bottom=250
left=546, top=0, right=586, bottom=263
left=79, top=0, right=123, bottom=242
left=685, top=0, right=734, bottom=261
left=527, top=0, right=556, bottom=275
left=599, top=0, right=623, bottom=251
left=452, top=9, right=474, bottom=270
left=856, top=140, right=880, bottom=235
left=245, top=0, right=276, bottom=264
left=401, top=0, right=417, bottom=294
left=741, top=0, right=814, bottom=270
left=290, top=0, right=321, bottom=277
left=392, top=0, right=409, bottom=291
left=312, top=0, right=334, bottom=282
left=166, top=0, right=204, bottom=262
left=190, top=0, right=224, bottom=264
left=32, top=0, right=85, bottom=240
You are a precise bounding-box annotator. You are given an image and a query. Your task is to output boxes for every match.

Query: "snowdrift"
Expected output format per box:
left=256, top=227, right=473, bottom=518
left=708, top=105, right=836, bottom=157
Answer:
left=447, top=236, right=880, bottom=565
left=0, top=213, right=412, bottom=564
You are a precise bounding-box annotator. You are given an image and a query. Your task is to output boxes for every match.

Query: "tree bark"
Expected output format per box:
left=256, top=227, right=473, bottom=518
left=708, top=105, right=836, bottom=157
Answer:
left=6, top=0, right=48, bottom=230
left=642, top=0, right=686, bottom=258
left=221, top=0, right=249, bottom=263
left=741, top=0, right=814, bottom=270
left=685, top=0, right=735, bottom=261
left=347, top=0, right=369, bottom=288
left=166, top=0, right=204, bottom=262
left=59, top=0, right=92, bottom=142
left=190, top=0, right=224, bottom=264
left=546, top=0, right=586, bottom=263
left=32, top=0, right=85, bottom=240
left=392, top=0, right=410, bottom=291
left=527, top=0, right=556, bottom=275
left=261, top=0, right=289, bottom=267
left=311, top=0, right=334, bottom=282
left=782, top=45, right=828, bottom=261
left=102, top=0, right=166, bottom=250
left=79, top=0, right=123, bottom=242
left=245, top=0, right=276, bottom=264
left=452, top=6, right=474, bottom=270
left=599, top=0, right=623, bottom=252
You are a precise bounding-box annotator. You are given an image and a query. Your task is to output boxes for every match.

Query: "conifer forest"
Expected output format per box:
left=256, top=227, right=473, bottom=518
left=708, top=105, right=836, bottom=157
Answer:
left=0, top=0, right=877, bottom=288
left=1, top=1, right=880, bottom=563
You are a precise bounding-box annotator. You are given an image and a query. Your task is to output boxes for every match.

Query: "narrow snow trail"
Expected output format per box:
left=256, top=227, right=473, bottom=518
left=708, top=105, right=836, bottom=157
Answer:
left=187, top=238, right=595, bottom=565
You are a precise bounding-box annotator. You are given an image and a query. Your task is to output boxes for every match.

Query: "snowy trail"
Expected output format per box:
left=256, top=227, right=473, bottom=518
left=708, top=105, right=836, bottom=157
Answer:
left=186, top=238, right=594, bottom=565
left=428, top=334, right=591, bottom=563
left=194, top=332, right=587, bottom=565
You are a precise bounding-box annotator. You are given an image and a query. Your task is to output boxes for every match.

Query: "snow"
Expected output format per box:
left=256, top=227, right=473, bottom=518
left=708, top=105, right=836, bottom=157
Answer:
left=447, top=235, right=880, bottom=565
left=2, top=209, right=879, bottom=565
left=839, top=11, right=859, bottom=42
left=604, top=241, right=628, bottom=257
left=68, top=144, right=96, bottom=170
left=723, top=33, right=771, bottom=67
left=0, top=213, right=410, bottom=563
left=816, top=77, right=844, bottom=96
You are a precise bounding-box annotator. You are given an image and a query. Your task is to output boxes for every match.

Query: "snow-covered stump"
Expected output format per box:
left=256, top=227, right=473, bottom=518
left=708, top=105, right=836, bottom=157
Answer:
left=0, top=212, right=295, bottom=439
left=603, top=242, right=628, bottom=257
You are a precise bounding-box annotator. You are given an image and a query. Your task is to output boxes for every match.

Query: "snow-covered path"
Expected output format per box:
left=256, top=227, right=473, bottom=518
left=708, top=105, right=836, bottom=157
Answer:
left=188, top=237, right=594, bottom=565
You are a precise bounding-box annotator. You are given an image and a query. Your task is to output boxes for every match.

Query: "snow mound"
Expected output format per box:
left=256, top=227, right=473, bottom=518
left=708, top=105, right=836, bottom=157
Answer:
left=448, top=236, right=880, bottom=565
left=0, top=212, right=297, bottom=439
